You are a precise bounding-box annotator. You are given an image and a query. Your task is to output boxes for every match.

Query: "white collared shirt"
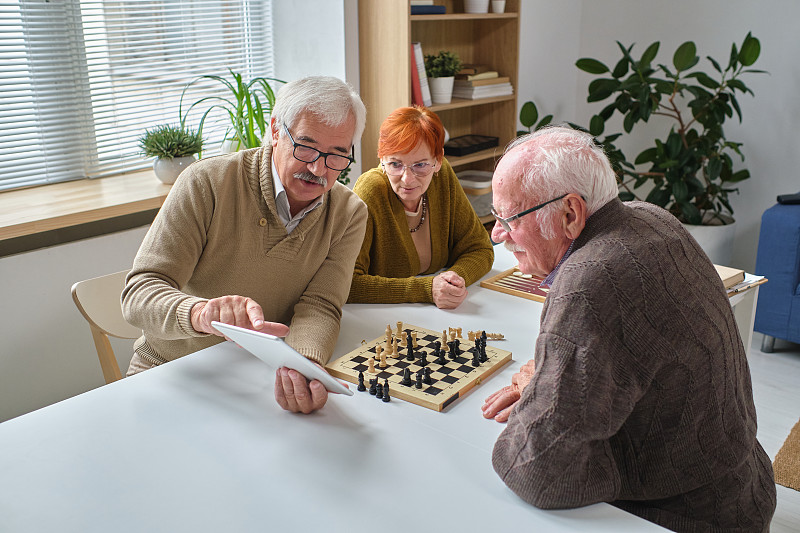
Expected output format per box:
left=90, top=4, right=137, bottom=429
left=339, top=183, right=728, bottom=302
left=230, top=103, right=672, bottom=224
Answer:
left=271, top=159, right=324, bottom=234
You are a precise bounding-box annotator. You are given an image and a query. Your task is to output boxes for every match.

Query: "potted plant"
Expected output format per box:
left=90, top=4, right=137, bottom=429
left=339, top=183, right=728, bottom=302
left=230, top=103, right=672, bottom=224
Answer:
left=424, top=50, right=462, bottom=105
left=179, top=68, right=284, bottom=152
left=138, top=124, right=203, bottom=184
left=518, top=33, right=763, bottom=264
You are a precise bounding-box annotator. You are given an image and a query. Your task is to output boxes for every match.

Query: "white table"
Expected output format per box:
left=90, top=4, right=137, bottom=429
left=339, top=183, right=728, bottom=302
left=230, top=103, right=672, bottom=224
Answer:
left=0, top=247, right=671, bottom=532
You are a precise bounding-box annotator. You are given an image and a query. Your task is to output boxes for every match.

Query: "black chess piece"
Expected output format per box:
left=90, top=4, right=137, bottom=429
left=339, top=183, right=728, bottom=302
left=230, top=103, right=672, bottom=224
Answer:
left=480, top=339, right=488, bottom=363
left=401, top=367, right=412, bottom=386
left=415, top=370, right=423, bottom=389
left=419, top=350, right=427, bottom=367
left=436, top=347, right=446, bottom=365
left=406, top=332, right=415, bottom=361
left=369, top=378, right=377, bottom=395
left=382, top=379, right=390, bottom=402
left=472, top=349, right=480, bottom=367
left=376, top=382, right=383, bottom=399
left=357, top=371, right=366, bottom=392
left=423, top=367, right=432, bottom=385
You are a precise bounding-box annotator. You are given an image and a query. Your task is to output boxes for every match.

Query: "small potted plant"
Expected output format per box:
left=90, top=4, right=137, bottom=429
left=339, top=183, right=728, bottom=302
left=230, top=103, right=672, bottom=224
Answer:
left=424, top=50, right=462, bottom=105
left=138, top=124, right=203, bottom=184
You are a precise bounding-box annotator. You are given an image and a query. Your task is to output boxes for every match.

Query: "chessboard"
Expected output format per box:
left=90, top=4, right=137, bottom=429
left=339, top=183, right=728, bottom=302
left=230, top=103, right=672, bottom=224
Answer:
left=326, top=323, right=512, bottom=412
left=480, top=266, right=548, bottom=303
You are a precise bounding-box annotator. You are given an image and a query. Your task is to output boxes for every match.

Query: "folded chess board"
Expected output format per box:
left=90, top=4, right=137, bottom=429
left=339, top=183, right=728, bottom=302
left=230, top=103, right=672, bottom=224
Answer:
left=480, top=266, right=548, bottom=302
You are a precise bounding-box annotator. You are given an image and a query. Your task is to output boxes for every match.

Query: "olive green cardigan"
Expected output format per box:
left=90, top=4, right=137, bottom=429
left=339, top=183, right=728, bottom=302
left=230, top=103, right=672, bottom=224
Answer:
left=348, top=158, right=493, bottom=303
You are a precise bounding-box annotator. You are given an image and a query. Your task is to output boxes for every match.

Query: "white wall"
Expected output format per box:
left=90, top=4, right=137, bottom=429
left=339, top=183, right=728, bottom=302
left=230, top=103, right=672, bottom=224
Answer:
left=271, top=0, right=363, bottom=178
left=0, top=228, right=148, bottom=422
left=518, top=0, right=800, bottom=272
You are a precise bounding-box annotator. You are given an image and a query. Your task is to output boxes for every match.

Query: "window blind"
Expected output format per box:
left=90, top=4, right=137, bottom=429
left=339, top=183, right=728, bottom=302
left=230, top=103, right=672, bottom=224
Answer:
left=0, top=0, right=273, bottom=192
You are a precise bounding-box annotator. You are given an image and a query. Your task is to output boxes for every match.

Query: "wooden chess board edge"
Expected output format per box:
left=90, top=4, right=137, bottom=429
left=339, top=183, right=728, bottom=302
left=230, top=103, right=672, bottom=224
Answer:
left=480, top=266, right=547, bottom=303
left=437, top=352, right=512, bottom=411
left=326, top=353, right=513, bottom=412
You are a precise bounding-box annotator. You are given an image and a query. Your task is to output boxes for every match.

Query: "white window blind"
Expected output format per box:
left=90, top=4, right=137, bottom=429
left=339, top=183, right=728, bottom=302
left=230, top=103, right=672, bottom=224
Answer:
left=0, top=0, right=273, bottom=192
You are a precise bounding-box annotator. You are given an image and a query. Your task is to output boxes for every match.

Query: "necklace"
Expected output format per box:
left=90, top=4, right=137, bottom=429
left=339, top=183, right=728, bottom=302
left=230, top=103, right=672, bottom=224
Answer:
left=408, top=194, right=427, bottom=233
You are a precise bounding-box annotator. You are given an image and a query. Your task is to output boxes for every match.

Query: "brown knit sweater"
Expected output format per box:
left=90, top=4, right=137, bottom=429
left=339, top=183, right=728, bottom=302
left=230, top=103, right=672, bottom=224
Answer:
left=492, top=199, right=776, bottom=532
left=348, top=158, right=493, bottom=303
left=122, top=144, right=367, bottom=366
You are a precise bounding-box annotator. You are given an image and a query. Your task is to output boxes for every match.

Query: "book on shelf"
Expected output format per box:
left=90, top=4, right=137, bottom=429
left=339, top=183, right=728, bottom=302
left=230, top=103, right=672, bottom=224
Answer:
left=410, top=5, right=446, bottom=14
left=714, top=264, right=746, bottom=289
left=454, top=76, right=510, bottom=88
left=455, top=70, right=499, bottom=81
left=410, top=44, right=423, bottom=106
left=411, top=42, right=432, bottom=107
left=452, top=82, right=513, bottom=100
left=410, top=0, right=434, bottom=5
left=458, top=64, right=491, bottom=75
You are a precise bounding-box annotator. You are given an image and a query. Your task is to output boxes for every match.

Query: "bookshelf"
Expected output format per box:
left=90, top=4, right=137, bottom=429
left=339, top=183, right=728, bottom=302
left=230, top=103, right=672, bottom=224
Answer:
left=357, top=0, right=520, bottom=224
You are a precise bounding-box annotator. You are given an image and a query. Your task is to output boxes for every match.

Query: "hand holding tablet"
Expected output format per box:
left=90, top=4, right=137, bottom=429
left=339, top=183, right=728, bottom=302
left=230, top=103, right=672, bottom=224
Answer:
left=211, top=321, right=352, bottom=396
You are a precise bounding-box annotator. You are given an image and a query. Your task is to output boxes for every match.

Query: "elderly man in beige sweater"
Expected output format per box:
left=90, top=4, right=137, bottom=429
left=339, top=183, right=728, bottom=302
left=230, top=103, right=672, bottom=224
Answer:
left=122, top=76, right=368, bottom=414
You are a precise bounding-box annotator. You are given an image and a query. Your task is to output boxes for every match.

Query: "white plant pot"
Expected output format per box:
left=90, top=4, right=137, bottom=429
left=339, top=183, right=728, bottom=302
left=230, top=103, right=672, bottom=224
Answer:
left=464, top=0, right=490, bottom=13
left=429, top=76, right=455, bottom=105
left=153, top=156, right=196, bottom=184
left=220, top=138, right=244, bottom=153
left=683, top=213, right=736, bottom=266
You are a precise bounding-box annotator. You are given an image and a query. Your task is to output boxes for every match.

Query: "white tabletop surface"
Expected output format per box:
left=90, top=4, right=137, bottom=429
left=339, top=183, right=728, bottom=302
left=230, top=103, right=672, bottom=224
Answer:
left=0, top=246, right=664, bottom=532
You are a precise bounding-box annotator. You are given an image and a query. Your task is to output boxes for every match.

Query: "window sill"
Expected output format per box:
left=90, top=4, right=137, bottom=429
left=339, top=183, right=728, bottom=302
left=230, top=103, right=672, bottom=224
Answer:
left=0, top=170, right=171, bottom=255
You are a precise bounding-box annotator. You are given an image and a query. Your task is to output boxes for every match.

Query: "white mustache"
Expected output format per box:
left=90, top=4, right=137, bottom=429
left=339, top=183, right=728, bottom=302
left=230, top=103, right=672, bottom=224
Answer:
left=294, top=171, right=327, bottom=187
left=504, top=242, right=525, bottom=253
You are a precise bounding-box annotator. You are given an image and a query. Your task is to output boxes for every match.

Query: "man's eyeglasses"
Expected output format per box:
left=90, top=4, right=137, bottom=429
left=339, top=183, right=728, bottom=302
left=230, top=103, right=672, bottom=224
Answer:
left=491, top=194, right=567, bottom=233
left=284, top=124, right=355, bottom=172
left=381, top=160, right=435, bottom=177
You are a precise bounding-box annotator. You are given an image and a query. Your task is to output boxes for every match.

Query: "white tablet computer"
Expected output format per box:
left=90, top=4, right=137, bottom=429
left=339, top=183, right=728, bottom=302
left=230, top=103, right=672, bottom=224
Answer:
left=211, top=321, right=352, bottom=396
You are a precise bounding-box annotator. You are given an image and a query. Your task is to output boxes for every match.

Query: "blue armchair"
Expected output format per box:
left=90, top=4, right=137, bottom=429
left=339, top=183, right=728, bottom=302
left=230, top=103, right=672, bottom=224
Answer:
left=754, top=203, right=800, bottom=351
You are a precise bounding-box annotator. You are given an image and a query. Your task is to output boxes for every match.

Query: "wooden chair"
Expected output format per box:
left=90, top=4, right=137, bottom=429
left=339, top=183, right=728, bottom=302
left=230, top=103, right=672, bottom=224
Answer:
left=71, top=270, right=141, bottom=384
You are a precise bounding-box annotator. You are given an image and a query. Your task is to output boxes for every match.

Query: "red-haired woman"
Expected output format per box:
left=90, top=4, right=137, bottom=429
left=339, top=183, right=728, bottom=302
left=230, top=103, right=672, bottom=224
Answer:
left=348, top=106, right=493, bottom=309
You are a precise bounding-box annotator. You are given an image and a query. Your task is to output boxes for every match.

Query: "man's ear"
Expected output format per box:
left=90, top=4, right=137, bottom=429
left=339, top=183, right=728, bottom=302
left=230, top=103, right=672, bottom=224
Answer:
left=270, top=117, right=280, bottom=146
left=562, top=194, right=587, bottom=240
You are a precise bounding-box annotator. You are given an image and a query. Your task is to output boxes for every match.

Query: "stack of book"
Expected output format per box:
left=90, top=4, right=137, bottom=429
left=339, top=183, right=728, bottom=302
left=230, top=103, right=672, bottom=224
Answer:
left=453, top=64, right=513, bottom=100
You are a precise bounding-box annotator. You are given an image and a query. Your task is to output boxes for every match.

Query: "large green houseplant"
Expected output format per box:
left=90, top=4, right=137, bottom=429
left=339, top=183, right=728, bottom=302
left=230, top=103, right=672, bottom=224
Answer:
left=520, top=33, right=763, bottom=226
left=179, top=68, right=284, bottom=153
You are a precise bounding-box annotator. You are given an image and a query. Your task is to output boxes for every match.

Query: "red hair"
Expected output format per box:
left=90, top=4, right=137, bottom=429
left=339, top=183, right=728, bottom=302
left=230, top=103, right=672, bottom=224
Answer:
left=377, top=106, right=445, bottom=160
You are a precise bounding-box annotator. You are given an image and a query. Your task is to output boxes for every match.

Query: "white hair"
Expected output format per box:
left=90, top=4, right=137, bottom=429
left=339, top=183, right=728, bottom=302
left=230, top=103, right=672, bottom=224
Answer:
left=504, top=125, right=618, bottom=239
left=271, top=76, right=366, bottom=146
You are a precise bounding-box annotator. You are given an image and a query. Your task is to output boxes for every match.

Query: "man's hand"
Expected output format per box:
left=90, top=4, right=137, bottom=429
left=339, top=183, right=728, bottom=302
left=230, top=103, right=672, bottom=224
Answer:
left=481, top=359, right=536, bottom=422
left=274, top=367, right=332, bottom=414
left=191, top=296, right=290, bottom=337
left=432, top=271, right=467, bottom=309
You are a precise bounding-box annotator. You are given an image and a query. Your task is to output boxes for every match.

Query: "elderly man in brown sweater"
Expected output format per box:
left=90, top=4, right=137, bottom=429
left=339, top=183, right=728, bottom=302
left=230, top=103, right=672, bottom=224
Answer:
left=122, top=76, right=367, bottom=414
left=482, top=126, right=775, bottom=532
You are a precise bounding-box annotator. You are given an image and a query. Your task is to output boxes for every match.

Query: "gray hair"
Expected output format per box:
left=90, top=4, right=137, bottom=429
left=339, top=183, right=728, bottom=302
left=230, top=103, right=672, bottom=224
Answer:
left=504, top=125, right=618, bottom=238
left=271, top=76, right=367, bottom=146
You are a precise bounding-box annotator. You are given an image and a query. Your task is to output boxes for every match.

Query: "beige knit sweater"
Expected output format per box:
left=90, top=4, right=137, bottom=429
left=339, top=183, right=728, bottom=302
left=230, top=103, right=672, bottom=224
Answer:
left=122, top=144, right=367, bottom=366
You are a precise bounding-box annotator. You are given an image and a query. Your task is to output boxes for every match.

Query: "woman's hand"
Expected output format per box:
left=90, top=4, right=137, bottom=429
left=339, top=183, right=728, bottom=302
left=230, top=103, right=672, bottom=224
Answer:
left=432, top=271, right=467, bottom=309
